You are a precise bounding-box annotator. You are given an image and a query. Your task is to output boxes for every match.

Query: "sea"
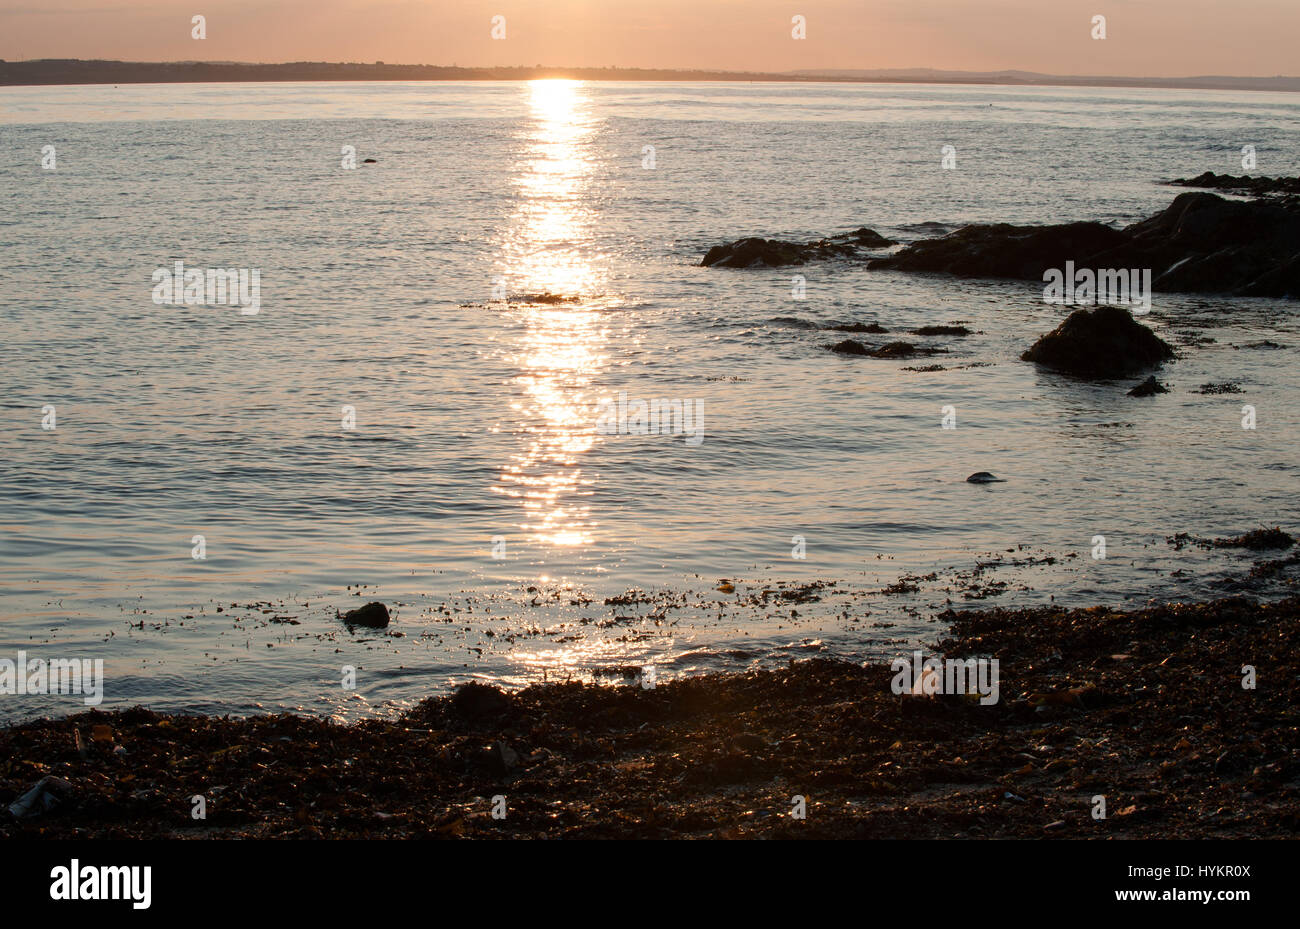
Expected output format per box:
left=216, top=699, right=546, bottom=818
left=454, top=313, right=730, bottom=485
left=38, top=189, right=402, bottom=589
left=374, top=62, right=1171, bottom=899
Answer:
left=1, top=79, right=1297, bottom=721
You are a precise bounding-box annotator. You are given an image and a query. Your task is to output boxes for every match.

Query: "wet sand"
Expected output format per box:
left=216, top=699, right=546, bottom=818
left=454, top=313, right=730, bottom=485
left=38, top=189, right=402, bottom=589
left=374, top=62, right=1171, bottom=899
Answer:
left=3, top=595, right=1296, bottom=839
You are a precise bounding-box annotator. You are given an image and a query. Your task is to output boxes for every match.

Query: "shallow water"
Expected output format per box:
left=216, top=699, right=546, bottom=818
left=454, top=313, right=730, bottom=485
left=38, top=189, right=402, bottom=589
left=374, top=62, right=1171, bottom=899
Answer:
left=1, top=80, right=1297, bottom=722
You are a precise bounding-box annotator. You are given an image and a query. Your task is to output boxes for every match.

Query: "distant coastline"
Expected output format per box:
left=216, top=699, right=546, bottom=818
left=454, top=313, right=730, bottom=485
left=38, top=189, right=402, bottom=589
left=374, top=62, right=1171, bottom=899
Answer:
left=2, top=59, right=1299, bottom=92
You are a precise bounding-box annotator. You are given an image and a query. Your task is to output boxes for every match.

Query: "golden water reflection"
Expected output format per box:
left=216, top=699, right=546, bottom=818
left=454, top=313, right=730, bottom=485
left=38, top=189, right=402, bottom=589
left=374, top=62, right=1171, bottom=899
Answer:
left=495, top=80, right=610, bottom=548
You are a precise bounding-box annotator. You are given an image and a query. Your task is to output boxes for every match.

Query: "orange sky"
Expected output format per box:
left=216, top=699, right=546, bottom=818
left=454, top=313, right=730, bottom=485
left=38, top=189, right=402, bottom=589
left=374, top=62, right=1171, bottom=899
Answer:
left=2, top=0, right=1297, bottom=76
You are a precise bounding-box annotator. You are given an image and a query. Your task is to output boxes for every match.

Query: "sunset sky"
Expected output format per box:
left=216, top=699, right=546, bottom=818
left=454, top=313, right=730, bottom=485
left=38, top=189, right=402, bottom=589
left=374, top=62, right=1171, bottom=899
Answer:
left=1, top=0, right=1298, bottom=76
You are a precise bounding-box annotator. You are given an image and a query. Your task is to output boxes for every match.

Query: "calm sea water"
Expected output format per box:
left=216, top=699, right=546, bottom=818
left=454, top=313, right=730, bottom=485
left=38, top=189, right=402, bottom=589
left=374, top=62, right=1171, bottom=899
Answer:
left=1, top=81, right=1298, bottom=722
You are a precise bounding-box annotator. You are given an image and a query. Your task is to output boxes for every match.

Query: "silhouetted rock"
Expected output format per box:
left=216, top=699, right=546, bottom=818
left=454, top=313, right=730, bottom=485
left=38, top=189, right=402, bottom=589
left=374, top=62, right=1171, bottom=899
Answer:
left=342, top=601, right=390, bottom=629
left=847, top=227, right=897, bottom=247
left=868, top=221, right=1126, bottom=279
left=826, top=321, right=888, bottom=333
left=1021, top=306, right=1174, bottom=378
left=870, top=192, right=1300, bottom=298
left=966, top=472, right=1005, bottom=484
left=701, top=228, right=895, bottom=268
left=1127, top=375, right=1169, bottom=396
left=911, top=325, right=971, bottom=336
left=828, top=339, right=947, bottom=359
left=1168, top=172, right=1300, bottom=197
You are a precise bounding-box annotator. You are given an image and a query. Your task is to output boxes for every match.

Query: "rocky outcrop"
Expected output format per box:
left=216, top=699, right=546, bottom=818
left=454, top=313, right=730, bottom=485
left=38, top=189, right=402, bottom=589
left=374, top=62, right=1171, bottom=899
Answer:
left=701, top=228, right=896, bottom=268
left=1168, top=172, right=1300, bottom=197
left=869, top=193, right=1300, bottom=299
left=868, top=221, right=1127, bottom=280
left=1022, top=306, right=1175, bottom=378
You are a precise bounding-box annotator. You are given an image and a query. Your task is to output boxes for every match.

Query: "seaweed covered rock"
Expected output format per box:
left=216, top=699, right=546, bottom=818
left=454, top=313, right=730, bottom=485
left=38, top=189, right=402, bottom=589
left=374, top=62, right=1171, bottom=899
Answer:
left=1022, top=306, right=1174, bottom=378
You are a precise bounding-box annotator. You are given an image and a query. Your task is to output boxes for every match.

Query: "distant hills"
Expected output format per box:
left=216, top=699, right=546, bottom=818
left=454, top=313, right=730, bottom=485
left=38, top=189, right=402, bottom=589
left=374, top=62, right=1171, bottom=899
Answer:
left=1, top=60, right=1297, bottom=92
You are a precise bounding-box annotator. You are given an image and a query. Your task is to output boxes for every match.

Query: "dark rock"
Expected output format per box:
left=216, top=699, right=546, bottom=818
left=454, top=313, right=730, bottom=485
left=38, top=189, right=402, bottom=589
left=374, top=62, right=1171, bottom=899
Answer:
left=342, top=601, right=389, bottom=629
left=828, top=340, right=947, bottom=359
left=966, top=472, right=1005, bottom=484
left=451, top=681, right=514, bottom=721
left=826, top=321, right=888, bottom=333
left=701, top=228, right=894, bottom=268
left=870, top=341, right=930, bottom=359
left=847, top=227, right=897, bottom=247
left=911, top=325, right=971, bottom=336
left=1214, top=528, right=1294, bottom=550
left=1127, top=375, right=1169, bottom=397
left=1168, top=172, right=1300, bottom=197
left=362, top=158, right=377, bottom=164
left=702, top=237, right=828, bottom=268
left=869, top=192, right=1300, bottom=299
left=869, top=221, right=1127, bottom=280
left=1021, top=306, right=1175, bottom=378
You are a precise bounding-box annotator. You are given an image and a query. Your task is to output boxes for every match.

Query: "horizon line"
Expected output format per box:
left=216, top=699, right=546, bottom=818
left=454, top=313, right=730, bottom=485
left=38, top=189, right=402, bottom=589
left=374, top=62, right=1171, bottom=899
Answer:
left=2, top=60, right=1299, bottom=93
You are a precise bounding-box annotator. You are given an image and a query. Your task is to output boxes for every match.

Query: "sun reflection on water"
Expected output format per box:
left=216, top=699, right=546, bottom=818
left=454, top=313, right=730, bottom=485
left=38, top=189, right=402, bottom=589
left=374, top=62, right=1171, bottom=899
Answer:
left=495, top=80, right=610, bottom=549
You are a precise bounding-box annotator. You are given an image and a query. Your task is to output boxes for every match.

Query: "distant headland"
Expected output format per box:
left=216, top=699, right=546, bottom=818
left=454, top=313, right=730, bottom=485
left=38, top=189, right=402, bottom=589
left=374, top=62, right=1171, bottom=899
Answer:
left=2, top=59, right=1298, bottom=92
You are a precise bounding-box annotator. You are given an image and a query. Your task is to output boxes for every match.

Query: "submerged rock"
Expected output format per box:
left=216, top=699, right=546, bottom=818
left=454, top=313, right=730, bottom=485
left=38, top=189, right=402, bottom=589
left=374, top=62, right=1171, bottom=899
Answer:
left=826, top=321, right=889, bottom=333
left=827, top=339, right=946, bottom=359
left=911, top=325, right=971, bottom=336
left=1127, top=375, right=1169, bottom=397
left=1021, top=306, right=1174, bottom=378
left=342, top=601, right=390, bottom=629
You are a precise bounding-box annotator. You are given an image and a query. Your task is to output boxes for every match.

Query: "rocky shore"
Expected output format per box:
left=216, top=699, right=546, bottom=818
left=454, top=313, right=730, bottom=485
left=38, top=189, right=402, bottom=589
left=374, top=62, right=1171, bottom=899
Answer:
left=703, top=181, right=1300, bottom=299
left=4, top=595, right=1296, bottom=839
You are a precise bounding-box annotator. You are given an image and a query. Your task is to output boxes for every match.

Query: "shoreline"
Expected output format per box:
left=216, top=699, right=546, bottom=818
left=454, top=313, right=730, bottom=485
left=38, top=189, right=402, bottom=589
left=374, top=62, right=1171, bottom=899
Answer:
left=4, top=594, right=1296, bottom=838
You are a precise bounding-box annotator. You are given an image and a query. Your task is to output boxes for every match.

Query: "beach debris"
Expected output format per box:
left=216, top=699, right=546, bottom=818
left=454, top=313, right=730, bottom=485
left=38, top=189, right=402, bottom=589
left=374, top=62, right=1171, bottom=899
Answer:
left=91, top=724, right=114, bottom=743
left=1021, top=305, right=1174, bottom=378
left=717, top=581, right=736, bottom=594
left=485, top=741, right=521, bottom=776
left=1127, top=375, right=1169, bottom=396
left=341, top=601, right=390, bottom=629
left=8, top=776, right=73, bottom=819
left=1027, top=683, right=1098, bottom=708
left=966, top=472, right=1005, bottom=484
